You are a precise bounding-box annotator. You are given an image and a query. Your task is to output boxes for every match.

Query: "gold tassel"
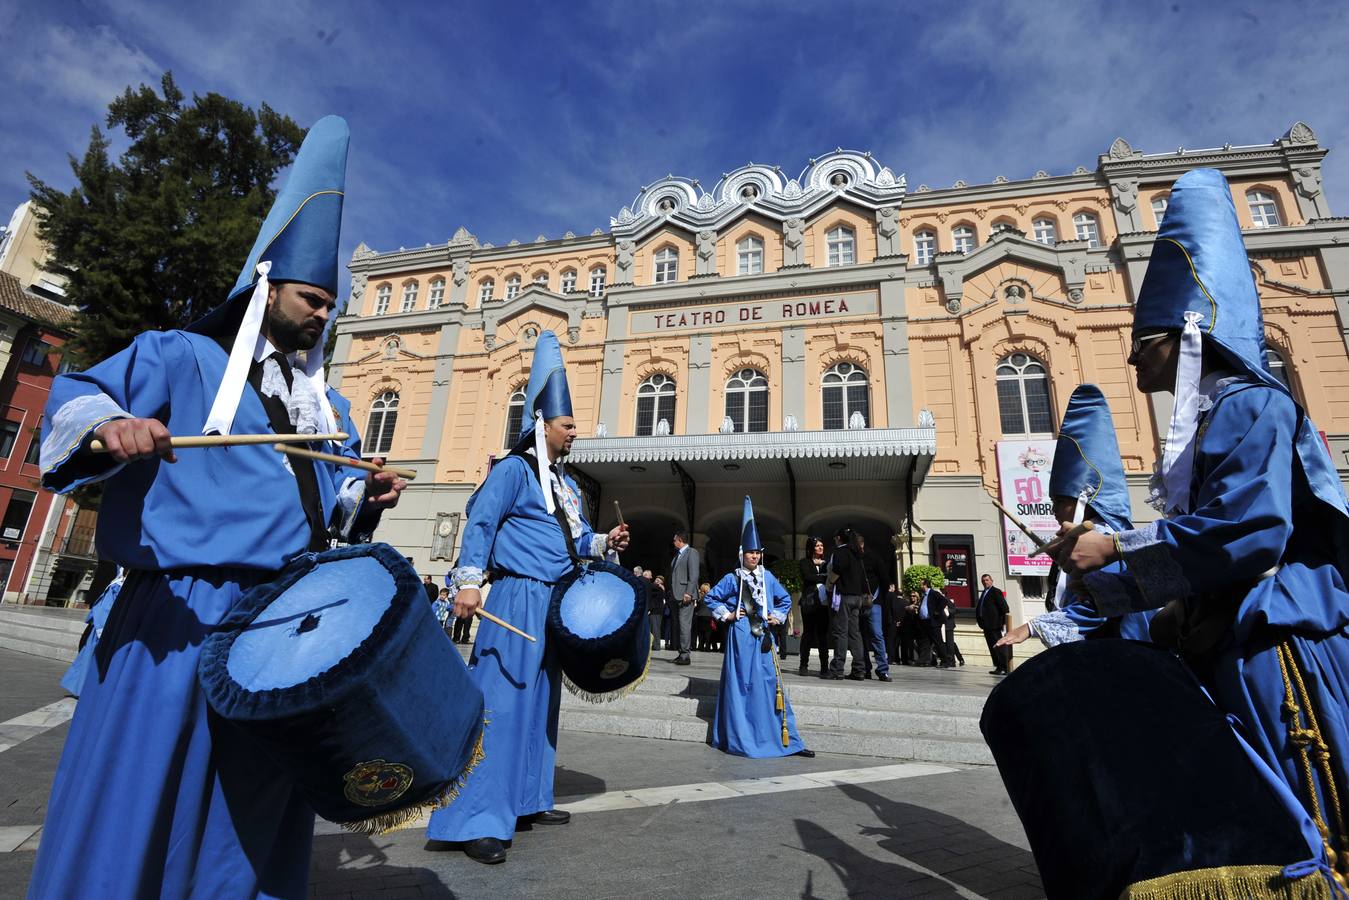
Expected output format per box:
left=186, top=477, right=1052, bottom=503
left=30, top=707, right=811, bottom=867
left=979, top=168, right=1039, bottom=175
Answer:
left=341, top=719, right=489, bottom=836
left=769, top=638, right=789, bottom=747
left=1121, top=864, right=1333, bottom=899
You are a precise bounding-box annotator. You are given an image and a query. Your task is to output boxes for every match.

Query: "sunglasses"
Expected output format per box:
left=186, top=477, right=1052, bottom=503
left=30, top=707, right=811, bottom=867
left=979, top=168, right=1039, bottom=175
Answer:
left=1130, top=331, right=1174, bottom=356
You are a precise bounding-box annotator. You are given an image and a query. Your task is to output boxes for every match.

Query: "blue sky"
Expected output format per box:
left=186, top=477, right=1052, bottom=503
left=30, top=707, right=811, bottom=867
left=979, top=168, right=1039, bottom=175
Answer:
left=3, top=0, right=1348, bottom=305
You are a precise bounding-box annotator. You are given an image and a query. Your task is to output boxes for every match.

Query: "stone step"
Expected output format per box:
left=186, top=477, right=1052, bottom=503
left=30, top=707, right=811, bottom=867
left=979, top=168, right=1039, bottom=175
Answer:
left=633, top=671, right=989, bottom=717
left=0, top=618, right=85, bottom=650
left=557, top=707, right=993, bottom=765
left=0, top=633, right=78, bottom=664
left=560, top=690, right=983, bottom=739
left=0, top=606, right=88, bottom=636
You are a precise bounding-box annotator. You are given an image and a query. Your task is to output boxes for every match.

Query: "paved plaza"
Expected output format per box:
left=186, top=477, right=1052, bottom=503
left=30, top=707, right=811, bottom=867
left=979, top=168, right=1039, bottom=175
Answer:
left=0, top=647, right=1043, bottom=899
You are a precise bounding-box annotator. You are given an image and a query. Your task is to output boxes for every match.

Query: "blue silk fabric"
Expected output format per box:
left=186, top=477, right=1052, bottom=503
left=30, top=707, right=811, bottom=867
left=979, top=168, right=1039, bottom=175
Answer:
left=1084, top=383, right=1349, bottom=874
left=703, top=570, right=806, bottom=758
left=548, top=560, right=650, bottom=696
left=1135, top=166, right=1349, bottom=543
left=427, top=454, right=602, bottom=842
left=29, top=332, right=372, bottom=899
left=59, top=578, right=120, bottom=698
left=982, top=640, right=1325, bottom=899
left=199, top=544, right=484, bottom=827
left=517, top=331, right=573, bottom=443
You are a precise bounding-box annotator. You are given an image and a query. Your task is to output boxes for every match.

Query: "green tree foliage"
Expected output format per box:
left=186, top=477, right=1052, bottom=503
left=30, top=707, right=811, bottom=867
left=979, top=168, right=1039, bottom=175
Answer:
left=901, top=564, right=945, bottom=597
left=28, top=72, right=305, bottom=367
left=769, top=558, right=803, bottom=595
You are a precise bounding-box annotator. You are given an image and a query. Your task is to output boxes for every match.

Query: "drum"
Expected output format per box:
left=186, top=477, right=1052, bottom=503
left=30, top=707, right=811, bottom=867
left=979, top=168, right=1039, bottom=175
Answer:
left=548, top=559, right=650, bottom=701
left=198, top=543, right=485, bottom=834
left=980, top=640, right=1325, bottom=899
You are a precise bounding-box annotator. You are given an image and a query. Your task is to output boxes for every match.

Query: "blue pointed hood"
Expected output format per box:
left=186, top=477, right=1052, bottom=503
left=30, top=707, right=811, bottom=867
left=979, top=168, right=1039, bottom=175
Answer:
left=191, top=115, right=349, bottom=336
left=1134, top=167, right=1275, bottom=391
left=739, top=495, right=763, bottom=552
left=1048, top=385, right=1132, bottom=532
left=519, top=330, right=573, bottom=442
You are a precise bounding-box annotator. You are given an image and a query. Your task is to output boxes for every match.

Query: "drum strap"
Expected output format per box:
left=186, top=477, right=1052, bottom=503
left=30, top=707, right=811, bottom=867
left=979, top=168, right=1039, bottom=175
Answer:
left=546, top=474, right=583, bottom=565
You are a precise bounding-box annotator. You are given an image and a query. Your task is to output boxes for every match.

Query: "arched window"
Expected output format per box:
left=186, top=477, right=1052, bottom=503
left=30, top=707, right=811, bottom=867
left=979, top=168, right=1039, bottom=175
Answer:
left=913, top=230, right=936, bottom=265
left=952, top=225, right=976, bottom=254
left=1266, top=348, right=1296, bottom=396
left=1151, top=195, right=1169, bottom=229
left=400, top=282, right=418, bottom=312
left=532, top=271, right=548, bottom=287
left=635, top=373, right=677, bottom=436
left=653, top=247, right=679, bottom=284
left=589, top=266, right=607, bottom=297
left=724, top=368, right=768, bottom=433
left=991, top=220, right=1018, bottom=236
left=1073, top=212, right=1100, bottom=247
left=737, top=235, right=764, bottom=275
left=505, top=275, right=521, bottom=299
left=478, top=278, right=495, bottom=304
left=1248, top=191, right=1281, bottom=228
left=560, top=269, right=577, bottom=294
left=374, top=284, right=391, bottom=315
left=826, top=226, right=855, bottom=266
left=503, top=387, right=526, bottom=450
left=364, top=391, right=399, bottom=456
left=1032, top=217, right=1057, bottom=246
left=822, top=362, right=870, bottom=430
left=996, top=353, right=1053, bottom=435
left=428, top=278, right=445, bottom=309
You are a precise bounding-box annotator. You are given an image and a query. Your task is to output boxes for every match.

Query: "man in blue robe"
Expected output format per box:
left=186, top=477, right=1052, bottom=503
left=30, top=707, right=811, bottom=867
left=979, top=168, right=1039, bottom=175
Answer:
left=27, top=116, right=407, bottom=899
left=1056, top=168, right=1349, bottom=892
left=430, top=330, right=629, bottom=865
left=702, top=496, right=814, bottom=759
left=996, top=384, right=1156, bottom=649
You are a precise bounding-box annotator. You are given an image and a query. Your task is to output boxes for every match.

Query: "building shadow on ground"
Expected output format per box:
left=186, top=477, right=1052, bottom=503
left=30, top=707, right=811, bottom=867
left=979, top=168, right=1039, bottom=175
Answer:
left=793, top=783, right=1043, bottom=899
left=553, top=764, right=605, bottom=797
left=310, top=831, right=456, bottom=898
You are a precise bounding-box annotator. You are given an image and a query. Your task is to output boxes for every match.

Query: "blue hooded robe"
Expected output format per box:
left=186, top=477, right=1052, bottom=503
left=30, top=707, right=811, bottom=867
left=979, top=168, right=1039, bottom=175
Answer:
left=27, top=116, right=381, bottom=900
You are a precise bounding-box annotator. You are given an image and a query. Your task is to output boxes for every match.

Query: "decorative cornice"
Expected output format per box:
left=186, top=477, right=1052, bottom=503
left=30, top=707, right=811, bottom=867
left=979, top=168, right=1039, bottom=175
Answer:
left=568, top=425, right=937, bottom=465
left=610, top=150, right=906, bottom=242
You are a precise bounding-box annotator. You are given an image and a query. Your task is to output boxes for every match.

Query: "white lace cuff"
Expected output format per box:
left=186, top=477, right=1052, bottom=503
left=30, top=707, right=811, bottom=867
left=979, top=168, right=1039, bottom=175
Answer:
left=589, top=533, right=608, bottom=558
left=40, top=394, right=132, bottom=490
left=451, top=566, right=486, bottom=590
left=1029, top=610, right=1084, bottom=648
left=1117, top=521, right=1190, bottom=608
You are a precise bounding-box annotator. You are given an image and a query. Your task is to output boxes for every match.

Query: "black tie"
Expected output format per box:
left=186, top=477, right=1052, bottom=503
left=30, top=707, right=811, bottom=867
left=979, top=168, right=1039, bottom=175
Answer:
left=248, top=353, right=329, bottom=551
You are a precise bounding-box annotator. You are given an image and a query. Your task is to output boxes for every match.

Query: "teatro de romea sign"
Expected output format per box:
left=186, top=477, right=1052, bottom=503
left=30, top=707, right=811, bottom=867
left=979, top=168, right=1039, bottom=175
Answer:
left=629, top=290, right=879, bottom=334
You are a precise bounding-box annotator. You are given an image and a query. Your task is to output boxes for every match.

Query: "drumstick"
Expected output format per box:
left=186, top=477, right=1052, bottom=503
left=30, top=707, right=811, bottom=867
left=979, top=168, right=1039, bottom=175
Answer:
left=1029, top=520, right=1095, bottom=558
left=476, top=608, right=536, bottom=642
left=90, top=432, right=348, bottom=453
left=988, top=496, right=1049, bottom=548
left=613, top=500, right=626, bottom=527
left=273, top=444, right=418, bottom=480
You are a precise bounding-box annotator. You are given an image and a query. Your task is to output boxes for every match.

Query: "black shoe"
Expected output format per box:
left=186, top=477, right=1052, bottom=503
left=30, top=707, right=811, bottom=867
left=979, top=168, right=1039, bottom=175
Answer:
left=877, top=674, right=892, bottom=682
left=845, top=673, right=865, bottom=681
left=993, top=668, right=1008, bottom=676
left=988, top=669, right=1002, bottom=675
left=795, top=748, right=816, bottom=758
left=863, top=671, right=873, bottom=680
left=824, top=672, right=844, bottom=680
left=675, top=655, right=692, bottom=666
left=464, top=838, right=507, bottom=865
left=530, top=809, right=570, bottom=825
left=797, top=667, right=809, bottom=676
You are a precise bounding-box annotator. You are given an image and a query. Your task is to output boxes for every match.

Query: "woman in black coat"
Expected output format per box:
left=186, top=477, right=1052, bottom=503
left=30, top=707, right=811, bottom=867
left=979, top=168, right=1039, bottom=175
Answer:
left=797, top=537, right=831, bottom=676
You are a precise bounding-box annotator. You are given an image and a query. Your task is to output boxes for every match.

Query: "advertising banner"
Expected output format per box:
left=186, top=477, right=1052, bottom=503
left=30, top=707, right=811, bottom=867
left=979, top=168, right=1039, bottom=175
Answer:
left=995, top=440, right=1058, bottom=576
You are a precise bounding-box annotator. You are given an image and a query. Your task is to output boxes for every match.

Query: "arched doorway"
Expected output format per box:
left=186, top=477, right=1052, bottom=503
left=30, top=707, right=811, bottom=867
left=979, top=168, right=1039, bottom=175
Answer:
left=616, top=506, right=685, bottom=583
left=801, top=510, right=902, bottom=590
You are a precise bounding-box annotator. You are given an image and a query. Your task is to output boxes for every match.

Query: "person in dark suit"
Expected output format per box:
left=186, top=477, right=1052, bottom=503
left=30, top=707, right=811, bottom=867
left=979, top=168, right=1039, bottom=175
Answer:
left=668, top=530, right=700, bottom=665
left=943, top=591, right=965, bottom=666
left=646, top=570, right=666, bottom=651
left=898, top=589, right=921, bottom=664
left=976, top=574, right=1012, bottom=675
left=921, top=578, right=952, bottom=668
left=422, top=574, right=439, bottom=604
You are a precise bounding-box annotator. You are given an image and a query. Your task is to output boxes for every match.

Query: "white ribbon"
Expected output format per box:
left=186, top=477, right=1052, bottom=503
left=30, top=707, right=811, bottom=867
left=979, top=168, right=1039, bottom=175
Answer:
left=204, top=261, right=271, bottom=435
left=1054, top=490, right=1088, bottom=610
left=1159, top=310, right=1205, bottom=515
left=299, top=318, right=337, bottom=435
left=532, top=411, right=554, bottom=514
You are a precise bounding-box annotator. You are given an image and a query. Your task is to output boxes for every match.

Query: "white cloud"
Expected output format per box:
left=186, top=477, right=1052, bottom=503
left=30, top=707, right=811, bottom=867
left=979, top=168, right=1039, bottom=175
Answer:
left=12, top=23, right=162, bottom=112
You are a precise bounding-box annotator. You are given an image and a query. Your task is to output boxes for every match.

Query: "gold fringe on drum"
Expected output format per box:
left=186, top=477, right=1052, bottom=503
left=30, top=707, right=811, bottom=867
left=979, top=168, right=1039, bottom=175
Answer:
left=342, top=720, right=489, bottom=836
left=1120, top=864, right=1334, bottom=900
left=561, top=651, right=651, bottom=704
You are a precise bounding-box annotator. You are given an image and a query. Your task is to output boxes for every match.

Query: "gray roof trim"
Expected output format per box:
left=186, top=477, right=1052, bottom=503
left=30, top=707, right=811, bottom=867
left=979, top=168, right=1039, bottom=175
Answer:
left=568, top=426, right=937, bottom=465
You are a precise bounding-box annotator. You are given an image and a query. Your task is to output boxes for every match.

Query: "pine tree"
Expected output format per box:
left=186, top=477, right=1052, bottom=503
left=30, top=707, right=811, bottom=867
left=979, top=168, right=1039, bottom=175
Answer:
left=28, top=72, right=305, bottom=367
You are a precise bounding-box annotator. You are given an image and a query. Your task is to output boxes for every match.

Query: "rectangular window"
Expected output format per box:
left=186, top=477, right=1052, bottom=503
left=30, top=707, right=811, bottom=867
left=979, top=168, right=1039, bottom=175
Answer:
left=23, top=418, right=41, bottom=466
left=0, top=420, right=19, bottom=459
left=400, top=284, right=417, bottom=312
left=22, top=339, right=52, bottom=367
left=1, top=489, right=36, bottom=541
left=428, top=281, right=444, bottom=309
left=913, top=233, right=934, bottom=265
left=746, top=389, right=768, bottom=433
left=822, top=389, right=844, bottom=430
left=1023, top=378, right=1054, bottom=433
left=589, top=269, right=606, bottom=297
left=561, top=272, right=577, bottom=293
left=996, top=380, right=1025, bottom=434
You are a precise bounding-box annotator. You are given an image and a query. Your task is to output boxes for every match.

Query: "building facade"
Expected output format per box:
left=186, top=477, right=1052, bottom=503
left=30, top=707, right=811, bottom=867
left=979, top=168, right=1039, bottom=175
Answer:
left=333, top=123, right=1349, bottom=626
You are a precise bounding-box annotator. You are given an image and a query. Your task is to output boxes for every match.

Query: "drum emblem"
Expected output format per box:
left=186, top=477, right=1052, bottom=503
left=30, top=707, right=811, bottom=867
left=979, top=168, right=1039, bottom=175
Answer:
left=600, top=658, right=629, bottom=680
left=343, top=759, right=414, bottom=807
